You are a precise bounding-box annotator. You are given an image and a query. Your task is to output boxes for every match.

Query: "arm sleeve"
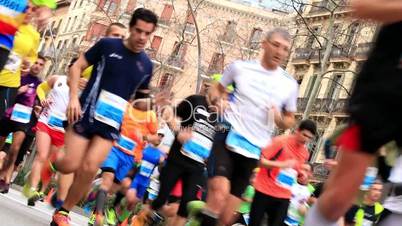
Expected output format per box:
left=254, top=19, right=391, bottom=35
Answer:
left=220, top=62, right=237, bottom=88
left=84, top=39, right=106, bottom=65
left=31, top=0, right=57, bottom=9
left=36, top=81, right=51, bottom=102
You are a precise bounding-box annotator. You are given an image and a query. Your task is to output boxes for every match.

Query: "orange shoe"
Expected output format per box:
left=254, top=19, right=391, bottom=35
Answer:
left=50, top=211, right=70, bottom=226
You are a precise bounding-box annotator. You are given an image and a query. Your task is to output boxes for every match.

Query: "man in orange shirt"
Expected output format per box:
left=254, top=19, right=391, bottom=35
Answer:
left=90, top=98, right=159, bottom=225
left=249, top=119, right=316, bottom=226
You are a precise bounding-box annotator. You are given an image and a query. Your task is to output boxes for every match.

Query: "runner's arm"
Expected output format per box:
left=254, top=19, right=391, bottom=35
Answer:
left=351, top=0, right=402, bottom=23
left=36, top=75, right=59, bottom=102
left=274, top=110, right=295, bottom=129
left=68, top=55, right=89, bottom=100
left=260, top=157, right=297, bottom=169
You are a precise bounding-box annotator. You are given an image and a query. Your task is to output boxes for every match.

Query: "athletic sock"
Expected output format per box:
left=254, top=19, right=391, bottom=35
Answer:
left=113, top=191, right=124, bottom=207
left=95, top=189, right=107, bottom=214
left=58, top=207, right=70, bottom=214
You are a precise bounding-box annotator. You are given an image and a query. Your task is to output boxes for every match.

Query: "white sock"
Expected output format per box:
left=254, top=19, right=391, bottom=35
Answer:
left=304, top=204, right=340, bottom=226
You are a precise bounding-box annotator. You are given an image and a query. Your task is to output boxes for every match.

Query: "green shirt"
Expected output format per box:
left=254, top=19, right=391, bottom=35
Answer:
left=238, top=185, right=255, bottom=214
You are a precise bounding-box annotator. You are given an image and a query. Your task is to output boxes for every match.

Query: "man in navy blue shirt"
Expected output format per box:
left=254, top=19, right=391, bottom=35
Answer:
left=50, top=8, right=158, bottom=226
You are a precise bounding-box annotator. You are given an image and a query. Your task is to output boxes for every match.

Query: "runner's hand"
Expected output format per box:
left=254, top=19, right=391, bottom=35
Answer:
left=177, top=127, right=192, bottom=144
left=78, top=78, right=88, bottom=90
left=41, top=99, right=51, bottom=108
left=281, top=159, right=297, bottom=169
left=67, top=97, right=81, bottom=124
left=18, top=85, right=29, bottom=94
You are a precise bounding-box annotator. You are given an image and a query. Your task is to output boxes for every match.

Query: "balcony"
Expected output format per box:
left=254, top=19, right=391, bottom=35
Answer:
left=330, top=46, right=351, bottom=63
left=158, top=19, right=171, bottom=28
left=351, top=42, right=373, bottom=61
left=145, top=48, right=157, bottom=59
left=297, top=97, right=347, bottom=114
left=166, top=55, right=185, bottom=71
left=310, top=49, right=321, bottom=63
left=292, top=48, right=312, bottom=64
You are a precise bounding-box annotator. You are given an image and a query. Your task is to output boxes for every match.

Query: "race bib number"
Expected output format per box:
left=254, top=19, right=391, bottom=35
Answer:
left=4, top=51, right=22, bottom=72
left=116, top=135, right=137, bottom=152
left=10, top=104, right=32, bottom=123
left=276, top=168, right=297, bottom=190
left=139, top=160, right=155, bottom=177
left=181, top=132, right=213, bottom=164
left=225, top=129, right=261, bottom=159
left=94, top=90, right=127, bottom=129
left=48, top=110, right=66, bottom=131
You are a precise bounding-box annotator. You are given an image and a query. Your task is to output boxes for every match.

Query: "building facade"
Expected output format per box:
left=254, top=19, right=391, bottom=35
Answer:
left=286, top=0, right=377, bottom=162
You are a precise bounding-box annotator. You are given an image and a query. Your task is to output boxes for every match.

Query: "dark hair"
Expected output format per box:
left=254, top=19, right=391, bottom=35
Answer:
left=106, top=22, right=126, bottom=34
left=129, top=8, right=158, bottom=28
left=68, top=57, right=78, bottom=68
left=298, top=119, right=317, bottom=136
left=37, top=54, right=47, bottom=62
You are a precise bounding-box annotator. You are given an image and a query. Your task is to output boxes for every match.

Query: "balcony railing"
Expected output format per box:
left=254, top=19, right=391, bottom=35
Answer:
left=293, top=48, right=312, bottom=60
left=145, top=48, right=157, bottom=59
left=352, top=42, right=373, bottom=57
left=158, top=18, right=171, bottom=27
left=297, top=97, right=347, bottom=114
left=166, top=55, right=185, bottom=69
left=330, top=46, right=350, bottom=60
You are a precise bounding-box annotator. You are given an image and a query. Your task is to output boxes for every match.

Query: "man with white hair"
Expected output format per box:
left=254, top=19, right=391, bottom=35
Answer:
left=196, top=28, right=299, bottom=226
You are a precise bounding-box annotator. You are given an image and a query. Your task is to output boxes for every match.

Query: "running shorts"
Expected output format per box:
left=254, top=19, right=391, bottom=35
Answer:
left=0, top=117, right=32, bottom=136
left=101, top=146, right=134, bottom=183
left=73, top=113, right=120, bottom=141
left=34, top=122, right=65, bottom=147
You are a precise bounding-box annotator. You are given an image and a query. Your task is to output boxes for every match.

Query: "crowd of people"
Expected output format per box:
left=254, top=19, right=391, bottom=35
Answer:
left=0, top=0, right=401, bottom=226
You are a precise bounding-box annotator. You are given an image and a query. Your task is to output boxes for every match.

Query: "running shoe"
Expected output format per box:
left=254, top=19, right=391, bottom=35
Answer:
left=105, top=207, right=118, bottom=225
left=50, top=211, right=71, bottom=226
left=23, top=183, right=35, bottom=198
left=88, top=212, right=96, bottom=225
left=27, top=191, right=45, bottom=206
left=0, top=182, right=9, bottom=194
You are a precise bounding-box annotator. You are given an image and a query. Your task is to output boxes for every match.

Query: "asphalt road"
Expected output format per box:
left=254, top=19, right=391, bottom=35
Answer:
left=0, top=188, right=88, bottom=226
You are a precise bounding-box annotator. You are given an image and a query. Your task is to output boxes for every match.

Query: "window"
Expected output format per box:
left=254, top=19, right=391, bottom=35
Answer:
left=248, top=28, right=263, bottom=49
left=167, top=42, right=187, bottom=68
left=345, top=22, right=359, bottom=47
left=208, top=53, right=225, bottom=74
left=148, top=36, right=162, bottom=58
left=71, top=16, right=78, bottom=31
left=159, top=73, right=174, bottom=89
left=221, top=21, right=237, bottom=43
left=64, top=17, right=72, bottom=33
left=108, top=2, right=117, bottom=15
left=159, top=4, right=173, bottom=25
left=326, top=74, right=342, bottom=99
left=305, top=74, right=317, bottom=98
left=306, top=26, right=320, bottom=48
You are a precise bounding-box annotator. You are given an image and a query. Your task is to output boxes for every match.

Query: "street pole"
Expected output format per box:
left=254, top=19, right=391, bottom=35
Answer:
left=302, top=13, right=336, bottom=119
left=187, top=0, right=203, bottom=94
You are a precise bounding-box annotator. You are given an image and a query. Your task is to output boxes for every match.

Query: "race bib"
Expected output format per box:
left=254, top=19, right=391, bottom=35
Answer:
left=181, top=132, right=213, bottom=164
left=362, top=219, right=373, bottom=226
left=225, top=129, right=261, bottom=159
left=10, top=104, right=32, bottom=123
left=4, top=51, right=22, bottom=72
left=242, top=213, right=250, bottom=225
left=139, top=160, right=155, bottom=177
left=48, top=110, right=66, bottom=131
left=94, top=90, right=127, bottom=129
left=360, top=167, right=378, bottom=191
left=116, top=135, right=137, bottom=152
left=276, top=168, right=297, bottom=190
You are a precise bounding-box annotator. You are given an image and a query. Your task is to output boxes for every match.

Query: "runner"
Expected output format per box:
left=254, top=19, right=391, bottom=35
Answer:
left=248, top=120, right=315, bottom=226
left=344, top=180, right=384, bottom=226
left=0, top=56, right=46, bottom=193
left=304, top=1, right=402, bottom=225
left=0, top=0, right=56, bottom=116
left=197, top=28, right=298, bottom=226
left=0, top=4, right=40, bottom=118
left=50, top=8, right=158, bottom=226
left=90, top=98, right=159, bottom=226
left=23, top=59, right=78, bottom=206
left=47, top=22, right=127, bottom=210
left=284, top=164, right=315, bottom=226
left=140, top=89, right=223, bottom=226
